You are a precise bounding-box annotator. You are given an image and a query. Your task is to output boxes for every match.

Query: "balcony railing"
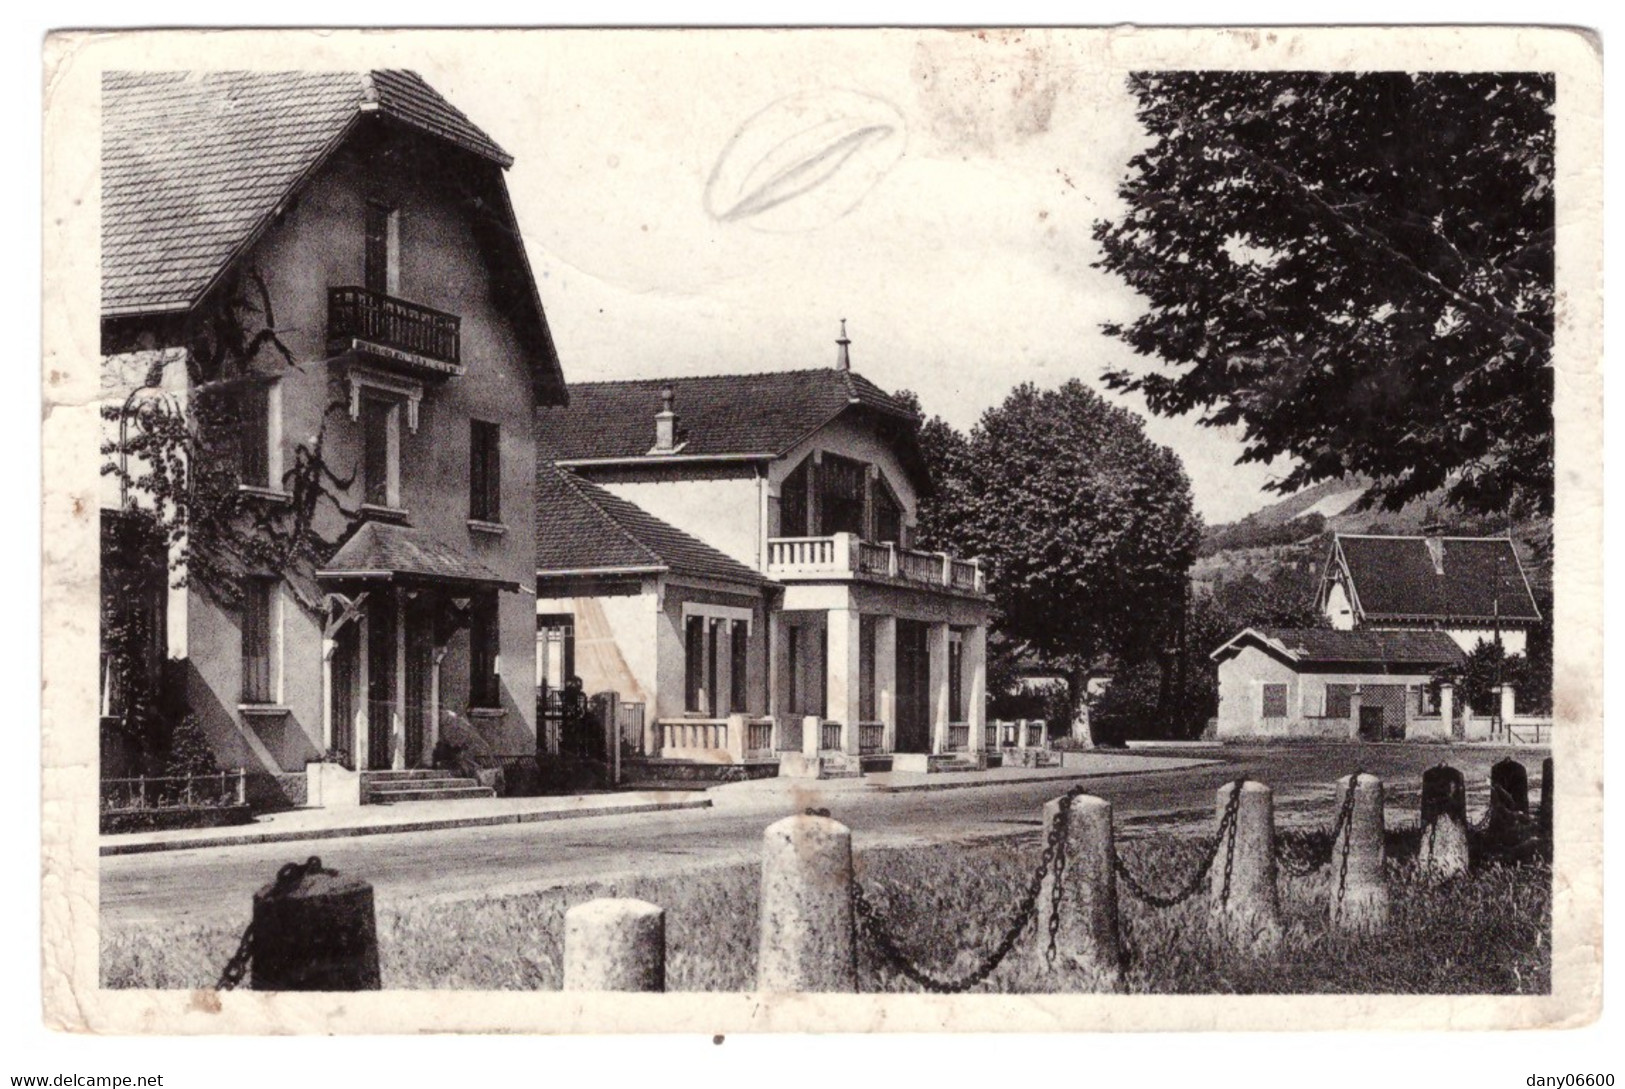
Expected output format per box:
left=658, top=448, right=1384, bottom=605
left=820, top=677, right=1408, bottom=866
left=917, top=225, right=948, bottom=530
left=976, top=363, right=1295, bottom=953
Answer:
left=766, top=533, right=985, bottom=593
left=858, top=722, right=885, bottom=754
left=328, top=286, right=463, bottom=376
left=820, top=721, right=843, bottom=752
left=946, top=723, right=970, bottom=752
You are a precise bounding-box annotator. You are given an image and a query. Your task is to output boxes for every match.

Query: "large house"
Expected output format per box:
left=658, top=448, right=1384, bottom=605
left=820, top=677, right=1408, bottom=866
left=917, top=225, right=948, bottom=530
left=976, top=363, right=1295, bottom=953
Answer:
left=100, top=71, right=565, bottom=806
left=534, top=338, right=996, bottom=775
left=1211, top=529, right=1543, bottom=741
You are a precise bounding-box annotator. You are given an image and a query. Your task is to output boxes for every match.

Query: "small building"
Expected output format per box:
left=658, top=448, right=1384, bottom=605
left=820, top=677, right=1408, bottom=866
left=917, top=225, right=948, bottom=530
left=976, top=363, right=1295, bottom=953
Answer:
left=535, top=332, right=996, bottom=774
left=1317, top=530, right=1541, bottom=655
left=1210, top=627, right=1465, bottom=741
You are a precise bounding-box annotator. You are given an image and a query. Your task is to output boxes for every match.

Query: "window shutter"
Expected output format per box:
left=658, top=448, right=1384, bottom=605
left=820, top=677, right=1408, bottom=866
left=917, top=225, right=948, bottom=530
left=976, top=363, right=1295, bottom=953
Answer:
left=365, top=202, right=391, bottom=293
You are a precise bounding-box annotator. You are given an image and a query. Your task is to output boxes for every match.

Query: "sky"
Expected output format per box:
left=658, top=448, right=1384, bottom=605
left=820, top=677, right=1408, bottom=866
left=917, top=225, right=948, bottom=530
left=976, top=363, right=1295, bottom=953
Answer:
left=421, top=29, right=1290, bottom=525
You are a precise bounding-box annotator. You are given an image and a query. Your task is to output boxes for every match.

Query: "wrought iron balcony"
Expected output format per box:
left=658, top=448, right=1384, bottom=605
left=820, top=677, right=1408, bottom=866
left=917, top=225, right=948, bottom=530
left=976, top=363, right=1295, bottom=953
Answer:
left=327, top=286, right=462, bottom=376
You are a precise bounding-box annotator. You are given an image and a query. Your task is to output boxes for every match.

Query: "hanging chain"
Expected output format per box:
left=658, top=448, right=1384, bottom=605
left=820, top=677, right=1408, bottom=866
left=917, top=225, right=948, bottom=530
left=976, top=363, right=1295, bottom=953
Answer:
left=1218, top=780, right=1243, bottom=907
left=216, top=857, right=332, bottom=991
left=1113, top=779, right=1243, bottom=909
left=840, top=785, right=1084, bottom=993
left=1333, top=773, right=1362, bottom=906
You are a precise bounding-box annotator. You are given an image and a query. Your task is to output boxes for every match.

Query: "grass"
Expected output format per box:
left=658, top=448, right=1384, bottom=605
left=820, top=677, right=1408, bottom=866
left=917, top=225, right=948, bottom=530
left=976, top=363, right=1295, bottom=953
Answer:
left=102, top=830, right=1549, bottom=994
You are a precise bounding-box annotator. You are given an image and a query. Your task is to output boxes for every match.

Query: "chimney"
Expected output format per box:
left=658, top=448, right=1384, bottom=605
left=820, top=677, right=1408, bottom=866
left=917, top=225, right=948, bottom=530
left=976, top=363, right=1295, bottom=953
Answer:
left=836, top=319, right=851, bottom=372
left=1422, top=520, right=1445, bottom=574
left=654, top=384, right=678, bottom=453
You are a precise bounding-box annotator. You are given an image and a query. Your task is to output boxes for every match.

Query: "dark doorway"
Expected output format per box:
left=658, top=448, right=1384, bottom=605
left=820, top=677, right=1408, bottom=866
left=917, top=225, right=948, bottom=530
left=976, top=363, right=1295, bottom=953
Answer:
left=403, top=596, right=435, bottom=768
left=366, top=594, right=397, bottom=770
left=1358, top=705, right=1383, bottom=742
left=894, top=620, right=930, bottom=753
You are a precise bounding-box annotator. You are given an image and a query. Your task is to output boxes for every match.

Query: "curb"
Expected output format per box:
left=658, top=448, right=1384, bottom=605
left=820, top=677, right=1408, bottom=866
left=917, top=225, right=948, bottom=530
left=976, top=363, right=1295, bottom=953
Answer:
left=99, top=797, right=713, bottom=856
left=869, top=760, right=1224, bottom=794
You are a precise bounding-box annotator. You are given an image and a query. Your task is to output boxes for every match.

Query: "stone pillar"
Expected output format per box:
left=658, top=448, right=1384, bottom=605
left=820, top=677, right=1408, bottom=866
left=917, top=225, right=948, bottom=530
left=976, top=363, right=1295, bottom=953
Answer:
left=1210, top=781, right=1280, bottom=942
left=354, top=611, right=370, bottom=772
left=801, top=715, right=821, bottom=759
left=1418, top=764, right=1469, bottom=880
left=757, top=814, right=856, bottom=992
left=725, top=713, right=748, bottom=763
left=715, top=620, right=734, bottom=718
left=827, top=607, right=863, bottom=756
left=1330, top=773, right=1389, bottom=932
left=563, top=898, right=665, bottom=992
left=1439, top=683, right=1455, bottom=736
left=926, top=622, right=951, bottom=755
left=874, top=615, right=897, bottom=754
left=1491, top=757, right=1530, bottom=813
left=964, top=623, right=988, bottom=758
left=767, top=610, right=786, bottom=723
left=1036, top=794, right=1120, bottom=984
left=1500, top=684, right=1517, bottom=729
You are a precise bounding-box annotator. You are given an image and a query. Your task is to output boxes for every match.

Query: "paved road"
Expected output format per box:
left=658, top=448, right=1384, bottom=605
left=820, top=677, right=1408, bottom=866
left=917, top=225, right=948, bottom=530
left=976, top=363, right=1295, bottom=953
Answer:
left=101, top=744, right=1547, bottom=927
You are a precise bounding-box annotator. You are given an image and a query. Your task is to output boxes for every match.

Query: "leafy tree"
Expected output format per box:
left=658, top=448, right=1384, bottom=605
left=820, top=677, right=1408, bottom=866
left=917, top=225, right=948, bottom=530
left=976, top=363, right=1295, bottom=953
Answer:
left=1095, top=72, right=1555, bottom=517
left=925, top=381, right=1203, bottom=742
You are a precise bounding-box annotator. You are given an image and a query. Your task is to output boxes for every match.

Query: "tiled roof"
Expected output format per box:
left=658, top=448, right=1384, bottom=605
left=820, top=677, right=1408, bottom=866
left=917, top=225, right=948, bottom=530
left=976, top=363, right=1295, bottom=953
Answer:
left=536, top=368, right=918, bottom=464
left=1215, top=627, right=1465, bottom=667
left=102, top=69, right=511, bottom=317
left=1335, top=535, right=1541, bottom=622
left=318, top=521, right=516, bottom=589
left=535, top=463, right=769, bottom=587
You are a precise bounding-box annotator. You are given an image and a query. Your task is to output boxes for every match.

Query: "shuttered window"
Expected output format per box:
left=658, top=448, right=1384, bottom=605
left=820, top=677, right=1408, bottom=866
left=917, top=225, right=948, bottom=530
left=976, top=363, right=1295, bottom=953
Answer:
left=469, top=594, right=501, bottom=708
left=238, top=383, right=270, bottom=488
left=241, top=581, right=274, bottom=704
left=365, top=201, right=399, bottom=295
left=730, top=621, right=749, bottom=713
left=1262, top=683, right=1289, bottom=719
left=470, top=420, right=501, bottom=522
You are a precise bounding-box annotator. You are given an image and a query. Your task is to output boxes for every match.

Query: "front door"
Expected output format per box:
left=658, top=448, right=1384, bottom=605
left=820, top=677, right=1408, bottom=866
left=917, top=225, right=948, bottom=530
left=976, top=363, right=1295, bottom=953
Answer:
left=403, top=596, right=435, bottom=768
left=894, top=620, right=930, bottom=753
left=366, top=594, right=397, bottom=770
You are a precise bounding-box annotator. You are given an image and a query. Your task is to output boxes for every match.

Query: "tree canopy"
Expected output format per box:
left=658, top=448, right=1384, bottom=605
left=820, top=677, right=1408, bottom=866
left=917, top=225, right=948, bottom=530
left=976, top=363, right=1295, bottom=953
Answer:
left=906, top=381, right=1202, bottom=736
left=1094, top=72, right=1554, bottom=517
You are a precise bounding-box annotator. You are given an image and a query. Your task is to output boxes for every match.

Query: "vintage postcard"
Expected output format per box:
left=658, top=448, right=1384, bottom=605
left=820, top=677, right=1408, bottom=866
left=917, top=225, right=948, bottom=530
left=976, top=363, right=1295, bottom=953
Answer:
left=40, top=25, right=1602, bottom=1034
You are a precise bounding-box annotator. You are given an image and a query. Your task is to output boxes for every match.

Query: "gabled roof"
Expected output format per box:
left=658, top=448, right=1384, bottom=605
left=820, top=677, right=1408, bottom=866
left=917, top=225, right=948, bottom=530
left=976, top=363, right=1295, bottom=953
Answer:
left=535, top=463, right=770, bottom=588
left=1324, top=534, right=1541, bottom=624
left=317, top=521, right=516, bottom=590
left=103, top=70, right=510, bottom=318
left=1212, top=626, right=1465, bottom=668
left=535, top=368, right=927, bottom=488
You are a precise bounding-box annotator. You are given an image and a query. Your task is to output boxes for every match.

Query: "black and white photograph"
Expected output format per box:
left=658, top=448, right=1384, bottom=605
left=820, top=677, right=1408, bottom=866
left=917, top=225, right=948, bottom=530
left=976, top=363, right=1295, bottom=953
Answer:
left=36, top=24, right=1603, bottom=1040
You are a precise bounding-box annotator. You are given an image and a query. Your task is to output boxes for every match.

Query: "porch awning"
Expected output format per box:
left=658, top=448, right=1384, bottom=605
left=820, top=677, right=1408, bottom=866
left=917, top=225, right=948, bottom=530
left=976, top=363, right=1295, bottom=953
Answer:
left=316, top=521, right=519, bottom=592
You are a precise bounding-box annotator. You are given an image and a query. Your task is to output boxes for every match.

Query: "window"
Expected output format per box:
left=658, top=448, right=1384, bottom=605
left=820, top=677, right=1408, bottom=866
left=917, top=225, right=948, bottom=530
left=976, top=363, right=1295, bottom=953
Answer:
left=1416, top=684, right=1440, bottom=716
left=241, top=580, right=275, bottom=704
left=872, top=483, right=903, bottom=544
left=730, top=621, right=749, bottom=713
left=780, top=461, right=810, bottom=538
left=684, top=615, right=707, bottom=713
left=820, top=454, right=866, bottom=537
left=948, top=633, right=965, bottom=722
left=1325, top=684, right=1354, bottom=719
left=470, top=420, right=501, bottom=523
left=365, top=201, right=400, bottom=295
left=469, top=594, right=501, bottom=708
left=237, top=382, right=271, bottom=489
left=361, top=396, right=399, bottom=508
left=1261, top=683, right=1289, bottom=719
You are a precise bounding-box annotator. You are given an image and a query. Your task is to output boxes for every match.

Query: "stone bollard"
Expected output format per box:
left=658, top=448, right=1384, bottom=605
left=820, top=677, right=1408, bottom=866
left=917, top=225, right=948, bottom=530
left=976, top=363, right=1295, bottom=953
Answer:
left=1490, top=757, right=1530, bottom=813
left=248, top=858, right=380, bottom=990
left=562, top=898, right=666, bottom=991
left=1329, top=774, right=1389, bottom=933
left=1209, top=781, right=1280, bottom=943
left=1418, top=765, right=1470, bottom=880
left=1538, top=757, right=1554, bottom=840
left=1036, top=794, right=1120, bottom=983
left=757, top=814, right=856, bottom=992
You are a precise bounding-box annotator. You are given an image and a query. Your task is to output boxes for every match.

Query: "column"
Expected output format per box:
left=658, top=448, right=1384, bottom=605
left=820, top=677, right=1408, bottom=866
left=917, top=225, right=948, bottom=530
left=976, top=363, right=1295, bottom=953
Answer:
left=926, top=621, right=951, bottom=754
left=715, top=619, right=734, bottom=718
left=1439, top=683, right=1455, bottom=736
left=393, top=590, right=407, bottom=770
left=354, top=612, right=370, bottom=772
left=964, top=623, right=987, bottom=757
left=767, top=609, right=785, bottom=750
left=1500, top=685, right=1517, bottom=728
left=874, top=615, right=897, bottom=753
left=827, top=607, right=863, bottom=756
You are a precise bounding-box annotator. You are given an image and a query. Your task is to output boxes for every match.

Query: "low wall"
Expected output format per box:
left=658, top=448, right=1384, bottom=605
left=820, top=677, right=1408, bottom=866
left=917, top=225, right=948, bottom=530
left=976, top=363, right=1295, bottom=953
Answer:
left=1217, top=715, right=1354, bottom=742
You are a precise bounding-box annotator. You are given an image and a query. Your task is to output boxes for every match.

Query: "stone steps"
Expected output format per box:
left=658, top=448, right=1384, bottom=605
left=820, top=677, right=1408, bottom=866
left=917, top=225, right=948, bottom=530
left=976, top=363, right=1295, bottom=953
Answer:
left=361, top=769, right=495, bottom=804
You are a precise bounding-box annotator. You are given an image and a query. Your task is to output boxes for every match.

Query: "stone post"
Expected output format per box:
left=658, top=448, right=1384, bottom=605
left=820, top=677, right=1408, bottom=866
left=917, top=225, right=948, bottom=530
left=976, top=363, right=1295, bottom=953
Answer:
left=926, top=622, right=951, bottom=754
left=827, top=607, right=863, bottom=756
left=874, top=615, right=897, bottom=754
left=1210, top=781, right=1280, bottom=943
left=725, top=713, right=748, bottom=763
left=1500, top=685, right=1518, bottom=730
left=562, top=898, right=666, bottom=992
left=801, top=715, right=822, bottom=760
left=1490, top=757, right=1530, bottom=813
left=1036, top=794, right=1120, bottom=984
left=757, top=814, right=856, bottom=992
left=1330, top=773, right=1389, bottom=933
left=964, top=623, right=988, bottom=763
left=249, top=860, right=380, bottom=991
left=1439, top=683, right=1456, bottom=737
left=1418, top=764, right=1469, bottom=880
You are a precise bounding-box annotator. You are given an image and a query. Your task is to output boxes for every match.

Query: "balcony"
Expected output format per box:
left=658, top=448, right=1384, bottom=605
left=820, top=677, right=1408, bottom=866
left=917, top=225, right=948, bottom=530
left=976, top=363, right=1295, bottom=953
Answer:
left=327, top=286, right=463, bottom=377
left=766, top=533, right=986, bottom=594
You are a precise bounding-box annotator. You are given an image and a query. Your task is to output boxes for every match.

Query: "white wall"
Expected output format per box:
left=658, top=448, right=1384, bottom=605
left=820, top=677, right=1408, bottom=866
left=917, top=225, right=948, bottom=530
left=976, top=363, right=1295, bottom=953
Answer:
left=600, top=475, right=763, bottom=570
left=1324, top=581, right=1355, bottom=630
